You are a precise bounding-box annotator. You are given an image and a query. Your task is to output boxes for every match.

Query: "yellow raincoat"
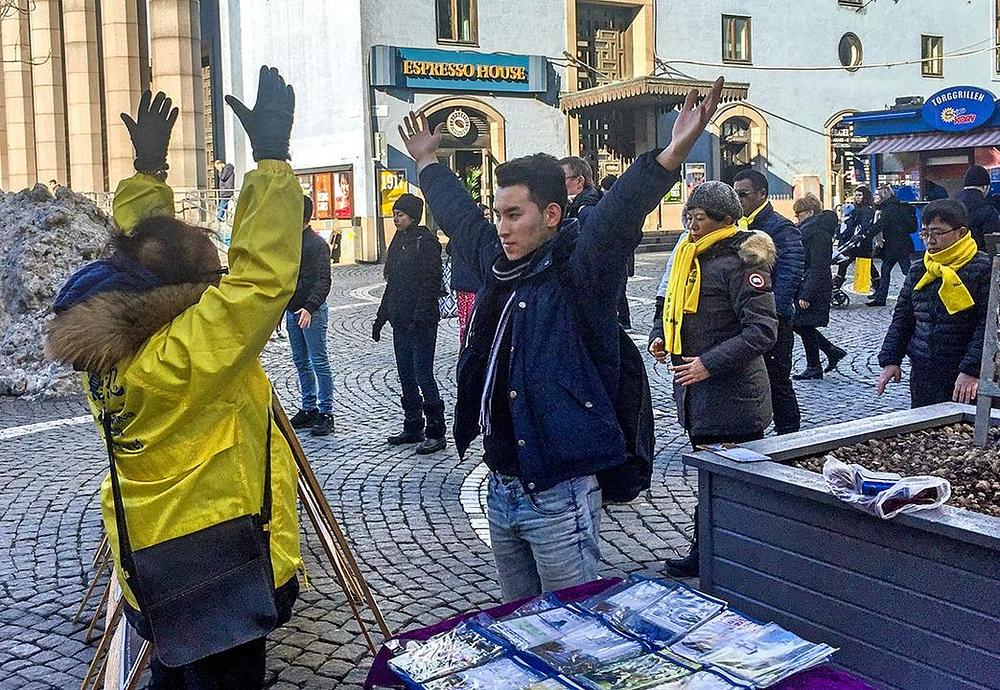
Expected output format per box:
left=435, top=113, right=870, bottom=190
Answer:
left=85, top=161, right=304, bottom=609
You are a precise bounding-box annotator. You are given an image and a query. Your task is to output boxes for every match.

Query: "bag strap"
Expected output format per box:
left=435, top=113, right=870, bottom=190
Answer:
left=101, top=406, right=144, bottom=608
left=261, top=409, right=273, bottom=525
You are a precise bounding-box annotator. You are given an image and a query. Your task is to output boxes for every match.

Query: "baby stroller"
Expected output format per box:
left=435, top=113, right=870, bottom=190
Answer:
left=830, top=232, right=879, bottom=308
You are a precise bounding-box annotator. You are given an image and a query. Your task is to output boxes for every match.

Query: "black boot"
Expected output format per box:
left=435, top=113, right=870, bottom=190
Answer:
left=824, top=346, right=847, bottom=373
left=665, top=506, right=699, bottom=577
left=388, top=396, right=424, bottom=445
left=792, top=366, right=823, bottom=380
left=416, top=400, right=447, bottom=454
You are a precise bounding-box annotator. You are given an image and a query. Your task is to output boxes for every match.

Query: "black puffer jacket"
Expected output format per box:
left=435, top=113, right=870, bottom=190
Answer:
left=793, top=211, right=837, bottom=328
left=566, top=185, right=602, bottom=226
left=871, top=196, right=916, bottom=260
left=878, top=250, right=991, bottom=376
left=953, top=188, right=1000, bottom=249
left=286, top=227, right=332, bottom=314
left=651, top=231, right=779, bottom=436
left=376, top=225, right=442, bottom=327
left=842, top=205, right=875, bottom=258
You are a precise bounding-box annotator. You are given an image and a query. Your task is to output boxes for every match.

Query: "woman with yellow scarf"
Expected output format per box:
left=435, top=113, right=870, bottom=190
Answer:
left=877, top=199, right=991, bottom=408
left=648, top=181, right=778, bottom=577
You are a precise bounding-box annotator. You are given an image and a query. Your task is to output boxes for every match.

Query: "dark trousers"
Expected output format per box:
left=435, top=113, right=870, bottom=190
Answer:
left=793, top=325, right=838, bottom=368
left=617, top=285, right=632, bottom=329
left=909, top=359, right=958, bottom=409
left=872, top=254, right=911, bottom=303
left=149, top=637, right=266, bottom=689
left=764, top=316, right=801, bottom=434
left=392, top=321, right=442, bottom=405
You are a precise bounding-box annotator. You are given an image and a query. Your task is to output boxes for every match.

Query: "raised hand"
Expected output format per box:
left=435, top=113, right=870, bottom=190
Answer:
left=399, top=111, right=444, bottom=171
left=657, top=77, right=725, bottom=171
left=120, top=90, right=179, bottom=173
left=225, top=65, right=295, bottom=162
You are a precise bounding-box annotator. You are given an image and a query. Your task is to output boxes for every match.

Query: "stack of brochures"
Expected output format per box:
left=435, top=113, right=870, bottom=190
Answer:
left=387, top=576, right=837, bottom=690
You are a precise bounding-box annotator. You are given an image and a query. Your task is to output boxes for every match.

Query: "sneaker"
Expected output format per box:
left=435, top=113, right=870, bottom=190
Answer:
left=289, top=408, right=319, bottom=429
left=824, top=347, right=847, bottom=373
left=310, top=413, right=335, bottom=437
left=664, top=550, right=699, bottom=578
left=792, top=366, right=823, bottom=380
left=415, top=436, right=447, bottom=454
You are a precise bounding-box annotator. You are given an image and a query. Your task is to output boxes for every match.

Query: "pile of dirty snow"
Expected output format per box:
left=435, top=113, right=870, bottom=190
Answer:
left=0, top=184, right=114, bottom=396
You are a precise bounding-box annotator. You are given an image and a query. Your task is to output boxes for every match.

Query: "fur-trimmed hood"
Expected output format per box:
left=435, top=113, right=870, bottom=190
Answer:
left=45, top=283, right=208, bottom=375
left=736, top=230, right=778, bottom=270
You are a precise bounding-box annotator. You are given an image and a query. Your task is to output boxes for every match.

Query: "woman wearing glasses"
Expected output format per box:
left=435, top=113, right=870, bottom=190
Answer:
left=877, top=199, right=991, bottom=408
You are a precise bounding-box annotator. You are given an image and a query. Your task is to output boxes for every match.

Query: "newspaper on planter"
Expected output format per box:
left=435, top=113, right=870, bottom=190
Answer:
left=699, top=622, right=835, bottom=688
left=823, top=456, right=951, bottom=519
left=669, top=610, right=766, bottom=663
left=571, top=651, right=695, bottom=690
left=388, top=618, right=506, bottom=684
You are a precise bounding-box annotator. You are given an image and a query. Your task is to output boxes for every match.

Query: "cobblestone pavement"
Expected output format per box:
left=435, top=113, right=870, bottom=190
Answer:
left=0, top=252, right=910, bottom=689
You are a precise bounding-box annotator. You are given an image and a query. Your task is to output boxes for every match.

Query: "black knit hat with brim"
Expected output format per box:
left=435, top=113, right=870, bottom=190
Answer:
left=964, top=165, right=991, bottom=188
left=393, top=193, right=424, bottom=224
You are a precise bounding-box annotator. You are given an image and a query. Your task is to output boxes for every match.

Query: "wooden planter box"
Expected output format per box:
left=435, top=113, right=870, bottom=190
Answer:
left=683, top=402, right=1000, bottom=690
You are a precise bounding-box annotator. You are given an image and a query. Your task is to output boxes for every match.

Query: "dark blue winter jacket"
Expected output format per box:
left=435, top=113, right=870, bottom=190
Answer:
left=420, top=150, right=679, bottom=491
left=748, top=202, right=805, bottom=318
left=878, top=250, right=991, bottom=378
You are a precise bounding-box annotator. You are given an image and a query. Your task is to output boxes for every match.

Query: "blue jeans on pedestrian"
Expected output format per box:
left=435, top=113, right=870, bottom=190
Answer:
left=487, top=473, right=602, bottom=602
left=216, top=197, right=230, bottom=221
left=391, top=321, right=441, bottom=405
left=286, top=303, right=333, bottom=414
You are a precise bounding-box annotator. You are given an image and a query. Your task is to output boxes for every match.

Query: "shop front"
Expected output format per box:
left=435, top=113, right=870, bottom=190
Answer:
left=847, top=85, right=1000, bottom=204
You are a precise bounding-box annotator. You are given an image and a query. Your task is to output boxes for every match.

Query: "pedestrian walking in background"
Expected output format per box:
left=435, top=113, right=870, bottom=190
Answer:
left=867, top=185, right=916, bottom=307
left=953, top=165, right=1000, bottom=249
left=733, top=169, right=804, bottom=434
left=836, top=186, right=879, bottom=293
left=790, top=194, right=846, bottom=380
left=286, top=195, right=335, bottom=437
left=649, top=181, right=778, bottom=577
left=878, top=200, right=990, bottom=407
left=373, top=193, right=448, bottom=454
left=214, top=158, right=235, bottom=221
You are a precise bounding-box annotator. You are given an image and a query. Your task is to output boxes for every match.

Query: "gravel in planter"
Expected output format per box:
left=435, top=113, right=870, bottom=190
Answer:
left=794, top=423, right=1000, bottom=517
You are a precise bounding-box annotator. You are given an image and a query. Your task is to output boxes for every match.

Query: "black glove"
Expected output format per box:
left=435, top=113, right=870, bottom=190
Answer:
left=120, top=90, right=179, bottom=173
left=225, top=66, right=295, bottom=162
left=372, top=319, right=385, bottom=342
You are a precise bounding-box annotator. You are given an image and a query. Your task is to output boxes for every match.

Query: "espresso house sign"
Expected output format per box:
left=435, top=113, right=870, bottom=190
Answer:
left=370, top=45, right=548, bottom=94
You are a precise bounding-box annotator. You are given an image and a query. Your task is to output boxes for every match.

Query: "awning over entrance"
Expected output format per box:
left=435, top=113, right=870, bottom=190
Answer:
left=560, top=76, right=749, bottom=113
left=859, top=128, right=1000, bottom=155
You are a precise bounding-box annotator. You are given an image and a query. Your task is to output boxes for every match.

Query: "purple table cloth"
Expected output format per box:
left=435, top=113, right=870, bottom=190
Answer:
left=363, top=578, right=876, bottom=690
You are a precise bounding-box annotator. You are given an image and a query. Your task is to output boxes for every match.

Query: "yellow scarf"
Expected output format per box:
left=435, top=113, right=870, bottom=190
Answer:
left=738, top=202, right=766, bottom=230
left=663, top=225, right=741, bottom=354
left=914, top=232, right=978, bottom=314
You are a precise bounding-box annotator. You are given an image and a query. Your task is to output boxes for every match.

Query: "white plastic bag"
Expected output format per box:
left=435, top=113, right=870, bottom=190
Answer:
left=822, top=457, right=952, bottom=520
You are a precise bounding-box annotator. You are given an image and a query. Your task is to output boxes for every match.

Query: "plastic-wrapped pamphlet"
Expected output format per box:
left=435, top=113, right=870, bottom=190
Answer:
left=647, top=670, right=744, bottom=689
left=388, top=619, right=506, bottom=684
left=489, top=606, right=592, bottom=649
left=500, top=593, right=564, bottom=621
left=528, top=615, right=646, bottom=675
left=699, top=623, right=835, bottom=688
left=572, top=651, right=695, bottom=690
left=422, top=656, right=559, bottom=690
left=629, top=587, right=726, bottom=644
left=669, top=610, right=765, bottom=663
left=581, top=578, right=675, bottom=626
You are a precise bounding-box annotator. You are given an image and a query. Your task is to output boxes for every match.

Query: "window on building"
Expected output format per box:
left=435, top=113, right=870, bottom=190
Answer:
left=838, top=33, right=863, bottom=72
left=722, top=15, right=751, bottom=64
left=921, top=35, right=944, bottom=77
left=436, top=0, right=477, bottom=44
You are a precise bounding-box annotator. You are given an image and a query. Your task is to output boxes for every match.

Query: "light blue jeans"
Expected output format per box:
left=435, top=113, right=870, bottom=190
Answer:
left=487, top=473, right=602, bottom=601
left=286, top=303, right=333, bottom=414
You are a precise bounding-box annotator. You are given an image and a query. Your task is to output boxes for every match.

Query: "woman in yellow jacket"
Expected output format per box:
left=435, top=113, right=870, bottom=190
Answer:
left=47, top=67, right=302, bottom=688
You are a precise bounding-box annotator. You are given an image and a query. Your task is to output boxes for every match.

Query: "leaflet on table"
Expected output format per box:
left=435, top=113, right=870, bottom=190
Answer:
left=500, top=593, right=565, bottom=621
left=525, top=613, right=648, bottom=675
left=699, top=622, right=836, bottom=688
left=580, top=576, right=676, bottom=626
left=489, top=605, right=592, bottom=649
left=668, top=611, right=766, bottom=663
left=571, top=650, right=697, bottom=690
left=388, top=617, right=508, bottom=684
left=646, top=670, right=747, bottom=689
left=421, top=655, right=577, bottom=690
left=627, top=585, right=727, bottom=644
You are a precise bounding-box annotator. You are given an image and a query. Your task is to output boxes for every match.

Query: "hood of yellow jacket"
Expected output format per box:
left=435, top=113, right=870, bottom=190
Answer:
left=45, top=282, right=209, bottom=376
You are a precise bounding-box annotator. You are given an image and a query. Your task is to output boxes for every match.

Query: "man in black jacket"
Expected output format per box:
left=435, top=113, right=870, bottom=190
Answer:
left=286, top=196, right=335, bottom=436
left=372, top=193, right=448, bottom=454
left=877, top=200, right=990, bottom=407
left=953, top=165, right=1000, bottom=249
left=868, top=185, right=916, bottom=306
left=399, top=79, right=723, bottom=601
left=214, top=159, right=235, bottom=221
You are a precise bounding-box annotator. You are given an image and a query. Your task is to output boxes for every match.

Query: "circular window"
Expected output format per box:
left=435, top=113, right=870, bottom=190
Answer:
left=839, top=33, right=863, bottom=72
